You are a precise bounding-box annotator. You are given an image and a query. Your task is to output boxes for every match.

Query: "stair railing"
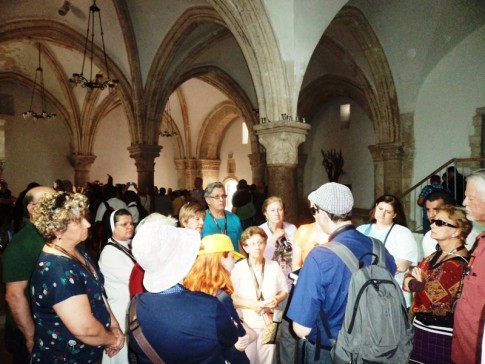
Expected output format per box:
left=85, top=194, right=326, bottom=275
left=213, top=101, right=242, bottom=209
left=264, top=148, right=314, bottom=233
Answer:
left=400, top=158, right=485, bottom=233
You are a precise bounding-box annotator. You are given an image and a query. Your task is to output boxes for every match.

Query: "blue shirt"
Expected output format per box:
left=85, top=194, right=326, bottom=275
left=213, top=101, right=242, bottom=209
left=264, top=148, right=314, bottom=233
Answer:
left=129, top=286, right=238, bottom=364
left=287, top=227, right=396, bottom=346
left=202, top=210, right=242, bottom=252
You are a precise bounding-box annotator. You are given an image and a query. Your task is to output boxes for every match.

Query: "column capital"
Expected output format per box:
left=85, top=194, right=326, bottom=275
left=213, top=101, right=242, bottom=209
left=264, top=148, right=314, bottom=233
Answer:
left=254, top=120, right=311, bottom=165
left=198, top=159, right=221, bottom=171
left=248, top=152, right=266, bottom=168
left=68, top=154, right=97, bottom=171
left=128, top=144, right=162, bottom=171
left=368, top=142, right=404, bottom=162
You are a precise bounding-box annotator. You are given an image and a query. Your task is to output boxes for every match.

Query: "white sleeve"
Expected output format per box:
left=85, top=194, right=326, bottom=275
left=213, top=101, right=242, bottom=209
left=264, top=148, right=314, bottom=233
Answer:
left=388, top=226, right=418, bottom=265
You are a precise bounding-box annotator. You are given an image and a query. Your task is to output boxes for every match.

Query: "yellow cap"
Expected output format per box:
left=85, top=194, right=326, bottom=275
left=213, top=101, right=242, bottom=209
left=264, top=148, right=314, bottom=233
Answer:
left=199, top=234, right=245, bottom=260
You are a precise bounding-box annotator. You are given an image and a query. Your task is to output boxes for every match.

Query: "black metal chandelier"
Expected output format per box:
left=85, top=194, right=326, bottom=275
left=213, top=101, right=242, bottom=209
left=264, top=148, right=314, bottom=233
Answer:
left=160, top=100, right=178, bottom=137
left=69, top=0, right=118, bottom=91
left=22, top=44, right=56, bottom=120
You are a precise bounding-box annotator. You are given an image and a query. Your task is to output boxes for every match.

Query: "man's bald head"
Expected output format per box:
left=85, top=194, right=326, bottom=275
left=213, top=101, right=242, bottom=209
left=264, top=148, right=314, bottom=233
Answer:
left=25, top=186, right=55, bottom=218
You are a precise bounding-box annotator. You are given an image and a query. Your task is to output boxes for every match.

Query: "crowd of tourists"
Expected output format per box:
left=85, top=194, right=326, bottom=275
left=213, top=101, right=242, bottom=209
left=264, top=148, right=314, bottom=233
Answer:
left=2, top=171, right=485, bottom=364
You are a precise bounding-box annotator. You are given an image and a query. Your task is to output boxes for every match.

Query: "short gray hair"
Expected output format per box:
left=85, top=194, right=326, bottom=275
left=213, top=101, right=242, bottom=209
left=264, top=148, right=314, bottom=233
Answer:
left=204, top=182, right=224, bottom=198
left=468, top=169, right=485, bottom=185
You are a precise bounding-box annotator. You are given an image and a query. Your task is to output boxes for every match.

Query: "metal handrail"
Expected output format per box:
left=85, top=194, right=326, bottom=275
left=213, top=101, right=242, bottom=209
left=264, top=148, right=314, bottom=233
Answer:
left=400, top=157, right=485, bottom=233
left=400, top=158, right=485, bottom=199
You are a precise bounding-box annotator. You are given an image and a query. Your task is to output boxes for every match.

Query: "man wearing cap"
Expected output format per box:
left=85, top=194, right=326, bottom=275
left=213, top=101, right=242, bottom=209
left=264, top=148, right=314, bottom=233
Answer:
left=287, top=183, right=396, bottom=363
left=129, top=222, right=238, bottom=363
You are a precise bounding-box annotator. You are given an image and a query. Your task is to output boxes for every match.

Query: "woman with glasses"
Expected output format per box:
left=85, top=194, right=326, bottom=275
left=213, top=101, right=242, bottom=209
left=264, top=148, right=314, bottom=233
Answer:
left=357, top=194, right=418, bottom=307
left=259, top=196, right=298, bottom=363
left=231, top=226, right=288, bottom=364
left=99, top=209, right=135, bottom=364
left=30, top=192, right=124, bottom=363
left=403, top=205, right=471, bottom=364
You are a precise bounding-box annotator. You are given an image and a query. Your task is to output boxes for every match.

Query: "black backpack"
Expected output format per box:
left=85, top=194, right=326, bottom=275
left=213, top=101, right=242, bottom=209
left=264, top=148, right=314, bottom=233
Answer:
left=320, top=238, right=413, bottom=364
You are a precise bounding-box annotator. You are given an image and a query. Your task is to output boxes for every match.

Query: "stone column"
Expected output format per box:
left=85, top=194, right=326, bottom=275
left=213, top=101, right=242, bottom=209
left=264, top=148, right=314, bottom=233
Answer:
left=198, top=159, right=222, bottom=186
left=128, top=144, right=162, bottom=193
left=173, top=159, right=198, bottom=190
left=254, top=121, right=311, bottom=224
left=68, top=154, right=97, bottom=188
left=368, top=142, right=404, bottom=197
left=248, top=152, right=267, bottom=190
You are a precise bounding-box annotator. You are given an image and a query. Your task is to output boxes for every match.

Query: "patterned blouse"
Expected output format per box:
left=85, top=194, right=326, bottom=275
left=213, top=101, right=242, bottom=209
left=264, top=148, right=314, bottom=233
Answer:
left=406, top=250, right=468, bottom=316
left=30, top=248, right=110, bottom=363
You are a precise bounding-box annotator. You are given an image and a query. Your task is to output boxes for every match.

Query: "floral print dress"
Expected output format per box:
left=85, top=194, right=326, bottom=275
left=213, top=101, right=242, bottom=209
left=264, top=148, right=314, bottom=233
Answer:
left=30, top=248, right=110, bottom=363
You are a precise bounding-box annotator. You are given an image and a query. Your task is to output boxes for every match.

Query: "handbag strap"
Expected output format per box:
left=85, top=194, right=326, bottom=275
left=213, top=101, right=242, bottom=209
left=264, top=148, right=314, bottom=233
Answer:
left=129, top=296, right=166, bottom=364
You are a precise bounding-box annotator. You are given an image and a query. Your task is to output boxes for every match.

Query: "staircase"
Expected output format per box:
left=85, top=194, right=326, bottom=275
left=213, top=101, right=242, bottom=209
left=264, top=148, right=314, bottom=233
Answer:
left=400, top=158, right=485, bottom=233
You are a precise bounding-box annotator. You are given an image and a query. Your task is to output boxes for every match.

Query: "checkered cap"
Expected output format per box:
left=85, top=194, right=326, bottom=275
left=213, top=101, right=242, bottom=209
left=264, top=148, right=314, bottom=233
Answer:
left=308, top=182, right=353, bottom=214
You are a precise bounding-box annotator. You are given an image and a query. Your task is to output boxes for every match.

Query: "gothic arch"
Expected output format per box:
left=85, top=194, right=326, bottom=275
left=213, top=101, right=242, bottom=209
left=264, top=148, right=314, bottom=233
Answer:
left=198, top=101, right=241, bottom=159
left=331, top=6, right=400, bottom=144
left=0, top=19, right=137, bottom=154
left=209, top=0, right=291, bottom=120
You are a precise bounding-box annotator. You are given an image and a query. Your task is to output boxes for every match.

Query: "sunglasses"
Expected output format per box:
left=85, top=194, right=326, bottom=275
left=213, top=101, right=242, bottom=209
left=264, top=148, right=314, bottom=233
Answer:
left=430, top=219, right=458, bottom=228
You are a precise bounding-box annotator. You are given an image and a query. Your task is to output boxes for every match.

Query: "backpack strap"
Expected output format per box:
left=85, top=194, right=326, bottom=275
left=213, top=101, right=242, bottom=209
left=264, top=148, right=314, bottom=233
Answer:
left=313, top=241, right=358, bottom=360
left=129, top=296, right=166, bottom=364
left=322, top=241, right=359, bottom=273
left=370, top=237, right=387, bottom=268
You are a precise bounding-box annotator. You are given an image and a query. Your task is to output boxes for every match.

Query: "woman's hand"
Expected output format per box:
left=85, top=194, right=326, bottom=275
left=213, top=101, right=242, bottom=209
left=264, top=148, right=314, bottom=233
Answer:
left=105, top=327, right=125, bottom=357
left=259, top=296, right=279, bottom=309
left=411, top=267, right=424, bottom=282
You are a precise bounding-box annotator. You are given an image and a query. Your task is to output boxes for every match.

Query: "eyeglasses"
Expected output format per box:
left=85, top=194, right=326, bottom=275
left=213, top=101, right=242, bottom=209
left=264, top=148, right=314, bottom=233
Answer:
left=310, top=206, right=321, bottom=215
left=208, top=194, right=227, bottom=200
left=430, top=219, right=458, bottom=228
left=243, top=240, right=265, bottom=248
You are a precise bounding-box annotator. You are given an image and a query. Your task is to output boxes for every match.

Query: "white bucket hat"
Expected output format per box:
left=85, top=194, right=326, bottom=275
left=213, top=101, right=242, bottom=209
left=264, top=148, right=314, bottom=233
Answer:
left=132, top=222, right=201, bottom=292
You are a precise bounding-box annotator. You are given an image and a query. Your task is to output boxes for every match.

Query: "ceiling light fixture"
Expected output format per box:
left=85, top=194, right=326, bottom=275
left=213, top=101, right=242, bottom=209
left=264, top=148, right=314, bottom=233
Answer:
left=22, top=44, right=56, bottom=120
left=69, top=0, right=118, bottom=91
left=160, top=99, right=178, bottom=138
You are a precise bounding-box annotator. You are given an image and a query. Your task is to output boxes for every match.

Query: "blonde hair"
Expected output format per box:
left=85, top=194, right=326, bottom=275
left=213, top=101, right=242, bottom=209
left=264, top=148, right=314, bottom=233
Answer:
left=262, top=196, right=284, bottom=214
left=183, top=251, right=233, bottom=296
left=179, top=202, right=205, bottom=227
left=33, top=192, right=88, bottom=241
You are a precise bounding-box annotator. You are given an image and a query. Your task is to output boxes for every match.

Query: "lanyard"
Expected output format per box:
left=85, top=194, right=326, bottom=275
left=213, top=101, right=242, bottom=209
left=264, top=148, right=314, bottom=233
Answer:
left=248, top=258, right=265, bottom=301
left=208, top=210, right=227, bottom=234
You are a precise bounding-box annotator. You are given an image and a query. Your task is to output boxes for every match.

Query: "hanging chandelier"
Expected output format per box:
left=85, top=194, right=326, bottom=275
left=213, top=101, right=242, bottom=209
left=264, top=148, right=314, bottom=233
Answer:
left=160, top=100, right=178, bottom=137
left=69, top=0, right=118, bottom=91
left=22, top=44, right=56, bottom=120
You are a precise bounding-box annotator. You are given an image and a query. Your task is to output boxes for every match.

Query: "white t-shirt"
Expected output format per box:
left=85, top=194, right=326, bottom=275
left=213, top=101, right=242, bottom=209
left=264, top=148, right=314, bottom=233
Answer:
left=231, top=259, right=288, bottom=329
left=357, top=223, right=418, bottom=307
left=95, top=197, right=128, bottom=222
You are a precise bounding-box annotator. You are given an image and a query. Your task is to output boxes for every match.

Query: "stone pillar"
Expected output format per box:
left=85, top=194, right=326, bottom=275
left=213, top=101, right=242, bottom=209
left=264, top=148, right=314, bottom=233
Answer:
left=198, top=159, right=221, bottom=186
left=248, top=152, right=267, bottom=190
left=128, top=144, right=162, bottom=193
left=174, top=159, right=186, bottom=190
left=173, top=159, right=198, bottom=190
left=368, top=142, right=404, bottom=197
left=68, top=154, right=97, bottom=188
left=254, top=121, right=311, bottom=224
